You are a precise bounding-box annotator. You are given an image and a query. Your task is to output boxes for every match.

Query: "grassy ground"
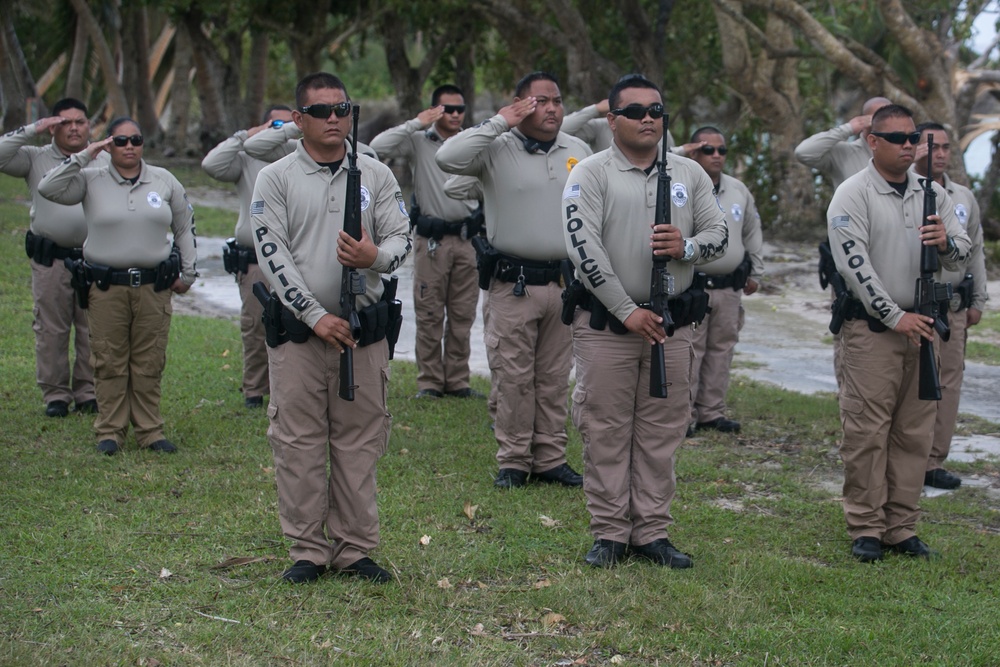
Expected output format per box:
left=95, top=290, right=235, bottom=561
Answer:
left=2, top=178, right=1000, bottom=665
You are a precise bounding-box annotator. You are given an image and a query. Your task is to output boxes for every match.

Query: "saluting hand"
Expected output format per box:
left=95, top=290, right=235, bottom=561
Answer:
left=623, top=308, right=667, bottom=346
left=919, top=214, right=950, bottom=252
left=894, top=312, right=936, bottom=347
left=498, top=97, right=537, bottom=128
left=650, top=223, right=684, bottom=258
left=337, top=228, right=378, bottom=269
left=34, top=116, right=68, bottom=133
left=417, top=106, right=445, bottom=129
left=849, top=114, right=873, bottom=136
left=313, top=313, right=358, bottom=352
left=85, top=136, right=114, bottom=159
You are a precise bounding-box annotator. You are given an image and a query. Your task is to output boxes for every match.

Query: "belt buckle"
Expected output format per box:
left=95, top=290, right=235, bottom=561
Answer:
left=128, top=268, right=142, bottom=288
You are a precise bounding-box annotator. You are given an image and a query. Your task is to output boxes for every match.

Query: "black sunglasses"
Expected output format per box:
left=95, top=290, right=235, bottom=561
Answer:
left=299, top=102, right=352, bottom=119
left=611, top=103, right=665, bottom=121
left=442, top=104, right=466, bottom=114
left=700, top=145, right=728, bottom=156
left=111, top=134, right=143, bottom=147
left=871, top=131, right=921, bottom=146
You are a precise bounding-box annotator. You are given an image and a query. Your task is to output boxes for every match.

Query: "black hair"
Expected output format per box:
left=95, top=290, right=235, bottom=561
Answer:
left=871, top=104, right=913, bottom=130
left=514, top=71, right=559, bottom=99
left=431, top=85, right=464, bottom=107
left=52, top=98, right=88, bottom=117
left=608, top=75, right=661, bottom=110
left=295, top=73, right=349, bottom=109
left=914, top=121, right=947, bottom=135
left=690, top=126, right=724, bottom=143
left=262, top=104, right=293, bottom=124
left=106, top=117, right=140, bottom=137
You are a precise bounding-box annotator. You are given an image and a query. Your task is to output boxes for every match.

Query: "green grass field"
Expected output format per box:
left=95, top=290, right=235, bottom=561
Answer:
left=2, top=177, right=1000, bottom=665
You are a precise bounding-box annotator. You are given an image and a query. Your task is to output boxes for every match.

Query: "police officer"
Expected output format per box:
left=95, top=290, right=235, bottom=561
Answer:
left=795, top=96, right=892, bottom=190
left=912, top=122, right=989, bottom=490
left=243, top=113, right=379, bottom=162
left=679, top=126, right=764, bottom=435
left=201, top=105, right=294, bottom=408
left=826, top=104, right=971, bottom=562
left=250, top=73, right=411, bottom=584
left=562, top=76, right=728, bottom=568
left=38, top=117, right=198, bottom=455
left=563, top=94, right=676, bottom=153
left=436, top=71, right=591, bottom=489
left=0, top=98, right=102, bottom=417
left=370, top=85, right=484, bottom=399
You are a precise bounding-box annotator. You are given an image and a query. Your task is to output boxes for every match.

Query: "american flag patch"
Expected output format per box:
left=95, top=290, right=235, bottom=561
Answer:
left=830, top=215, right=850, bottom=229
left=250, top=200, right=265, bottom=215
left=563, top=183, right=581, bottom=199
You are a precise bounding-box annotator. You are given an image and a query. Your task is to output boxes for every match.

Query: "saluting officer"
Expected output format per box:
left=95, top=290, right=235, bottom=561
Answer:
left=243, top=113, right=379, bottom=162
left=826, top=104, right=971, bottom=562
left=202, top=105, right=294, bottom=408
left=251, top=73, right=411, bottom=584
left=370, top=85, right=484, bottom=400
left=38, top=117, right=198, bottom=455
left=0, top=98, right=103, bottom=418
left=563, top=93, right=676, bottom=153
left=912, top=122, right=989, bottom=491
left=679, top=126, right=764, bottom=435
left=562, top=75, right=728, bottom=568
left=795, top=96, right=892, bottom=190
left=436, top=71, right=591, bottom=489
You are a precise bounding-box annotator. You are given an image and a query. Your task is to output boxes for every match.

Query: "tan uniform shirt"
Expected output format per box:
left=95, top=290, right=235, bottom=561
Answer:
left=250, top=141, right=411, bottom=330
left=0, top=124, right=108, bottom=247
left=243, top=123, right=378, bottom=163
left=795, top=123, right=872, bottom=189
left=562, top=104, right=676, bottom=153
left=827, top=161, right=972, bottom=329
left=435, top=114, right=592, bottom=260
left=369, top=118, right=478, bottom=221
left=709, top=172, right=764, bottom=278
left=937, top=174, right=988, bottom=311
left=201, top=130, right=270, bottom=247
left=38, top=153, right=198, bottom=283
left=562, top=141, right=729, bottom=323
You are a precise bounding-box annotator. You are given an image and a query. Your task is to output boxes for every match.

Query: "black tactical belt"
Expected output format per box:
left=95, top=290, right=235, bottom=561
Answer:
left=25, top=230, right=83, bottom=265
left=103, top=267, right=159, bottom=287
left=705, top=270, right=743, bottom=290
left=414, top=215, right=480, bottom=239
left=494, top=254, right=564, bottom=286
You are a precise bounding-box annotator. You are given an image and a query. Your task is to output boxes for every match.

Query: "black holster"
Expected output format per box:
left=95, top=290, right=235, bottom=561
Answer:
left=154, top=247, right=182, bottom=291
left=581, top=273, right=710, bottom=334
left=954, top=273, right=974, bottom=311
left=64, top=257, right=91, bottom=309
left=471, top=235, right=500, bottom=290
left=222, top=238, right=256, bottom=275
left=560, top=279, right=589, bottom=325
left=356, top=276, right=404, bottom=359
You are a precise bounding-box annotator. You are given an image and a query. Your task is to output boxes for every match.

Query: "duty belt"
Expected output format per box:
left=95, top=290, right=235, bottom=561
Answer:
left=494, top=253, right=564, bottom=286
left=25, top=230, right=83, bottom=266
left=99, top=266, right=159, bottom=287
left=414, top=214, right=482, bottom=240
left=705, top=270, right=743, bottom=290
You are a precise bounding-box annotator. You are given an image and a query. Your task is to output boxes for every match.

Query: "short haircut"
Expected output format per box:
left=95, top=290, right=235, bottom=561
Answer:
left=691, top=126, right=724, bottom=144
left=262, top=104, right=293, bottom=124
left=295, top=73, right=348, bottom=109
left=862, top=96, right=892, bottom=116
left=52, top=98, right=88, bottom=117
left=515, top=71, right=559, bottom=99
left=871, top=104, right=913, bottom=130
left=106, top=117, right=140, bottom=136
left=431, top=84, right=464, bottom=106
left=915, top=121, right=947, bottom=136
left=608, top=74, right=661, bottom=110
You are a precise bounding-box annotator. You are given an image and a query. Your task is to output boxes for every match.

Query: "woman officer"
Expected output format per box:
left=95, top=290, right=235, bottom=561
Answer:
left=39, top=117, right=198, bottom=455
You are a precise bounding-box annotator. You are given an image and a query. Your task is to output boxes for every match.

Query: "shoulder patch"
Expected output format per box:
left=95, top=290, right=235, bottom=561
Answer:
left=563, top=183, right=581, bottom=199
left=830, top=215, right=850, bottom=229
left=250, top=200, right=265, bottom=216
left=395, top=190, right=408, bottom=216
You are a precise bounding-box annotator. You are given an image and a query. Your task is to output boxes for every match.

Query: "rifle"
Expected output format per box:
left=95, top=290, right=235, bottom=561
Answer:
left=339, top=104, right=365, bottom=401
left=914, top=134, right=952, bottom=401
left=649, top=121, right=676, bottom=399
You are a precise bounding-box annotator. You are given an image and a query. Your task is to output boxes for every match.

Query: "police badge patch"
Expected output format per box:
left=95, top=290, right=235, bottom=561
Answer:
left=671, top=183, right=689, bottom=208
left=731, top=203, right=743, bottom=222
left=360, top=186, right=371, bottom=211
left=147, top=191, right=163, bottom=208
left=395, top=191, right=408, bottom=216
left=955, top=203, right=969, bottom=227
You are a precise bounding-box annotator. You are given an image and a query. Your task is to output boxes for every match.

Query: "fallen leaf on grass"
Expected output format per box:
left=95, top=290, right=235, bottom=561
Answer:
left=470, top=623, right=488, bottom=637
left=437, top=578, right=452, bottom=589
left=610, top=655, right=625, bottom=664
left=222, top=364, right=231, bottom=370
left=159, top=568, right=172, bottom=579
left=540, top=612, right=565, bottom=628
left=419, top=535, right=431, bottom=546
left=210, top=555, right=278, bottom=570
left=222, top=349, right=230, bottom=358
left=463, top=501, right=478, bottom=521
left=533, top=579, right=551, bottom=589
left=539, top=515, right=561, bottom=528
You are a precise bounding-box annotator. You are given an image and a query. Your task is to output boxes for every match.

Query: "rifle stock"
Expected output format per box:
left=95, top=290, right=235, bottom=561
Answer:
left=339, top=104, right=364, bottom=401
left=649, top=119, right=674, bottom=399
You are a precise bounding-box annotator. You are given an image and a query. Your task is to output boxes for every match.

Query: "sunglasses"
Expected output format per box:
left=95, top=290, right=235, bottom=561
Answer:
left=270, top=119, right=287, bottom=128
left=700, top=145, right=728, bottom=156
left=442, top=104, right=466, bottom=114
left=111, top=134, right=143, bottom=147
left=299, top=102, right=352, bottom=119
left=611, top=103, right=665, bottom=121
left=871, top=131, right=921, bottom=145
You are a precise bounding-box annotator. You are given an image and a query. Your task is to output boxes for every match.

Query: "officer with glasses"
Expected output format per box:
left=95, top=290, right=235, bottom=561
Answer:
left=370, top=85, right=485, bottom=400
left=202, top=105, right=293, bottom=409
left=561, top=75, right=727, bottom=569
left=562, top=94, right=676, bottom=153
left=243, top=100, right=379, bottom=163
left=436, top=71, right=591, bottom=491
left=825, top=104, right=971, bottom=563
left=38, top=117, right=198, bottom=456
left=677, top=126, right=764, bottom=436
left=0, top=98, right=105, bottom=419
left=795, top=95, right=892, bottom=190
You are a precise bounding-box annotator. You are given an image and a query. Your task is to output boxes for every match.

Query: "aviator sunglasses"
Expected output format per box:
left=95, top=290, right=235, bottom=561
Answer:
left=611, top=103, right=665, bottom=121
left=700, top=145, right=728, bottom=156
left=111, top=134, right=144, bottom=147
left=871, top=131, right=922, bottom=145
left=299, top=102, right=352, bottom=119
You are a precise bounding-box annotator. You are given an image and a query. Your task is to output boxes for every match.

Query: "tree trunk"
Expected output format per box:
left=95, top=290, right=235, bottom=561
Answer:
left=123, top=5, right=161, bottom=143
left=183, top=10, right=230, bottom=152
left=68, top=0, right=129, bottom=119
left=0, top=4, right=39, bottom=130
left=167, top=22, right=194, bottom=154
left=245, top=29, right=269, bottom=127
left=66, top=18, right=89, bottom=101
